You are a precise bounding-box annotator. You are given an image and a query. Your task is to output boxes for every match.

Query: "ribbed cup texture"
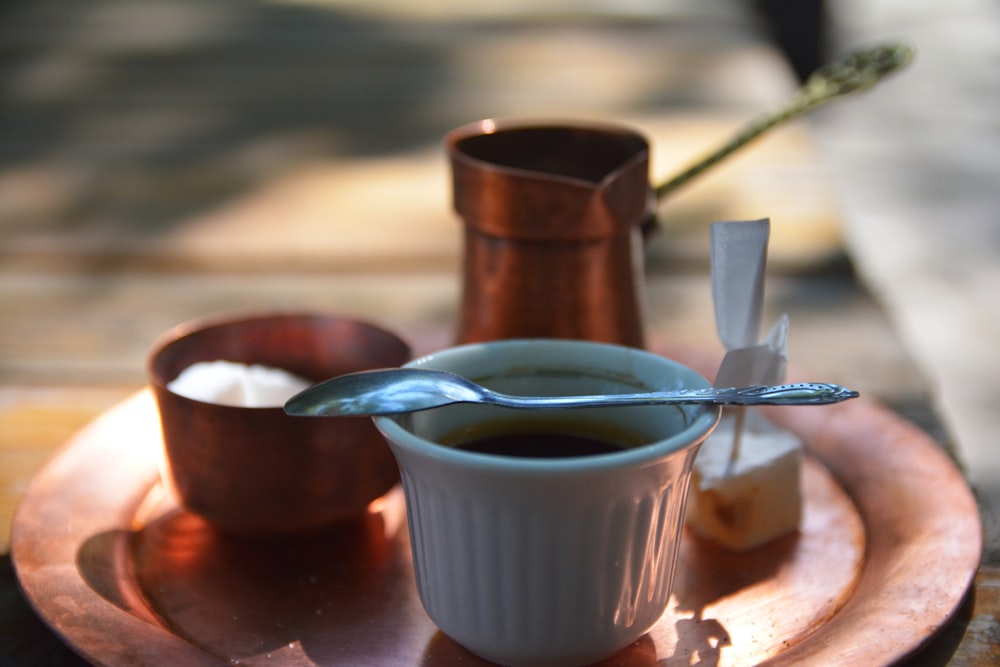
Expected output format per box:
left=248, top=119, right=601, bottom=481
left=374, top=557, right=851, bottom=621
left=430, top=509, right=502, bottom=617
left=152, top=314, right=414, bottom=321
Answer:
left=400, top=465, right=692, bottom=667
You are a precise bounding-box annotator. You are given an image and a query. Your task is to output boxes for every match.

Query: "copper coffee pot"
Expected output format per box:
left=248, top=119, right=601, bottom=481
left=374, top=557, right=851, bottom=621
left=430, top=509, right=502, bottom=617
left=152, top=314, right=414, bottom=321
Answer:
left=446, top=46, right=912, bottom=349
left=449, top=119, right=652, bottom=348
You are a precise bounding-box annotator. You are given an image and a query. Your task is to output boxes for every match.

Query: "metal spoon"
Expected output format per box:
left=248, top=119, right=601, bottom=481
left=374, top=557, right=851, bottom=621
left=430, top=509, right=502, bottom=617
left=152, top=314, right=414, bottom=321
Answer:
left=654, top=42, right=914, bottom=201
left=284, top=368, right=859, bottom=417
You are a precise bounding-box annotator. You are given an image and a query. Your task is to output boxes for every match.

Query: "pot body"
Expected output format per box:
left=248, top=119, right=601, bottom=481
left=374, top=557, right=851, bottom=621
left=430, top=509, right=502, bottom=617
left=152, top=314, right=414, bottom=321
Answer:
left=449, top=120, right=653, bottom=347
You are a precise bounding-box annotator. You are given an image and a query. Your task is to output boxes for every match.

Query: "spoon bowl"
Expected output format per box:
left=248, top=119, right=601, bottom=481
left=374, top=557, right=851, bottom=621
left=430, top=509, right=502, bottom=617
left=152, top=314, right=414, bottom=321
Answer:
left=284, top=367, right=858, bottom=417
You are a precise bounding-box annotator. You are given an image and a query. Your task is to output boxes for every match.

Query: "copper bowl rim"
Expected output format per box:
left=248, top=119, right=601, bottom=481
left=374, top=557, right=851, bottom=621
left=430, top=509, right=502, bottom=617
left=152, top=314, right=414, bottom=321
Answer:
left=146, top=308, right=411, bottom=412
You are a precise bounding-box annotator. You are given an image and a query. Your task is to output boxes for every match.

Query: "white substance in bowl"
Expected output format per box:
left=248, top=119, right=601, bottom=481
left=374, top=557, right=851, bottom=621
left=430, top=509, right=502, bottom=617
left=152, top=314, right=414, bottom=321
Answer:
left=167, top=360, right=312, bottom=407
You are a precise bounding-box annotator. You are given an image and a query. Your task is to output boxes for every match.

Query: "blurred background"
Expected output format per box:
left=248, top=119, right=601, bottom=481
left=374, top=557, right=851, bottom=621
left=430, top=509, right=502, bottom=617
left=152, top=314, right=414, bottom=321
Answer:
left=1, top=0, right=997, bottom=538
left=817, top=0, right=1000, bottom=539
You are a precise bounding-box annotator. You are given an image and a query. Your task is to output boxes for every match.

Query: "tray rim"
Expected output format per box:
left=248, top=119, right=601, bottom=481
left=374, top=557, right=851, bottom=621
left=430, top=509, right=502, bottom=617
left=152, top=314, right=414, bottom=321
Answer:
left=11, top=372, right=983, bottom=666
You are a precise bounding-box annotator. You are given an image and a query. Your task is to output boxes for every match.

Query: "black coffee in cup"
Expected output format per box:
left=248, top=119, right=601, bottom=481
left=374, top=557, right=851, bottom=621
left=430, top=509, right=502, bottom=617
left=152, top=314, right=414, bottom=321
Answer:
left=443, top=418, right=648, bottom=459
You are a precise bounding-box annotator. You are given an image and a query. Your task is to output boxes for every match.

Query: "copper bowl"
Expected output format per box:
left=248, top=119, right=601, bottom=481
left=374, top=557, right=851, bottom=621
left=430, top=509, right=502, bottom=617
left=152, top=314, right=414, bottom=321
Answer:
left=147, top=311, right=411, bottom=535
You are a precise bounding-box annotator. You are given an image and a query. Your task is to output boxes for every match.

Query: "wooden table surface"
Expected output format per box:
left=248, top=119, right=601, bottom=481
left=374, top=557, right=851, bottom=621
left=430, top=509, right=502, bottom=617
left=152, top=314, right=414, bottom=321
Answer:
left=1, top=3, right=996, bottom=664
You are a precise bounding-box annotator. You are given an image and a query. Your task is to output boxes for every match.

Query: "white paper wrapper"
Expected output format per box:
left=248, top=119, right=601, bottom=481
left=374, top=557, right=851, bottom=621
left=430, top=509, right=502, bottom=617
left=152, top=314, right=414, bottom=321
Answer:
left=711, top=218, right=770, bottom=351
left=714, top=315, right=789, bottom=388
left=687, top=219, right=803, bottom=551
left=710, top=219, right=788, bottom=387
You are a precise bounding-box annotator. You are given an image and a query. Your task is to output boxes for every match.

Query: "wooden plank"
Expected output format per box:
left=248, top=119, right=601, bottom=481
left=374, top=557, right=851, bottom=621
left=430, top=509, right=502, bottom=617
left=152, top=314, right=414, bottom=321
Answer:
left=0, top=269, right=927, bottom=406
left=1, top=117, right=843, bottom=274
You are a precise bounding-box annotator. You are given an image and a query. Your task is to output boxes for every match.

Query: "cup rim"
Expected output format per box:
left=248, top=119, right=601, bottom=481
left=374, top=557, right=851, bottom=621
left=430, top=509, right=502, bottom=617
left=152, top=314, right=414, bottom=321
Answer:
left=375, top=339, right=720, bottom=473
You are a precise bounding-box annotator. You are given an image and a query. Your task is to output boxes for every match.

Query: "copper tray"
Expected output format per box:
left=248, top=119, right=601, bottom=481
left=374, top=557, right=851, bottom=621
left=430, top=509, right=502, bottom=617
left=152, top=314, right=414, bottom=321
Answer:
left=11, top=355, right=982, bottom=665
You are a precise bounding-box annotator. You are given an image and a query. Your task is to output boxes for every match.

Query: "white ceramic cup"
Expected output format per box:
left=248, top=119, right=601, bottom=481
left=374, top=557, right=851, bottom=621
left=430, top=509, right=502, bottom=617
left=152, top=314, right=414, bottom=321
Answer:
left=374, top=339, right=719, bottom=667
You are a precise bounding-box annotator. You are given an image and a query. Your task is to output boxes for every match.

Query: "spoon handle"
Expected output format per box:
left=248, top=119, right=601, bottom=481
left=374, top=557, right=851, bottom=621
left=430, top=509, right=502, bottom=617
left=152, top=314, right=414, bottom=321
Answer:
left=490, top=382, right=858, bottom=409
